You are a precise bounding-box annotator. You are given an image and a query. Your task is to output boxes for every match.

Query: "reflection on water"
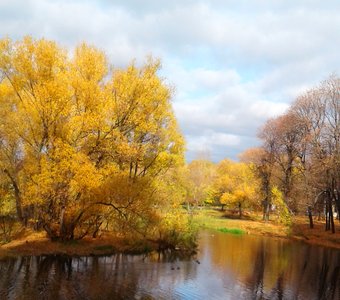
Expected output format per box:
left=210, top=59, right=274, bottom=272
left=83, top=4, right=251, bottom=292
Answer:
left=0, top=231, right=339, bottom=299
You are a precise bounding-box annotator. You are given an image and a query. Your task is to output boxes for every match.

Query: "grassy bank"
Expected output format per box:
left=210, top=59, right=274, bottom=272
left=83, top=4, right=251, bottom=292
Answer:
left=192, top=208, right=340, bottom=250
left=192, top=208, right=289, bottom=237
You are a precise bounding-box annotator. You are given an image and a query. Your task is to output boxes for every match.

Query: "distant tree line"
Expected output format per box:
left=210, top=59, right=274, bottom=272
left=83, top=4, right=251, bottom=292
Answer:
left=242, top=75, right=339, bottom=231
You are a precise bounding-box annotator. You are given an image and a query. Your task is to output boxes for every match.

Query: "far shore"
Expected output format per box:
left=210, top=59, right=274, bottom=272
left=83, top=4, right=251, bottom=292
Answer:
left=193, top=208, right=340, bottom=251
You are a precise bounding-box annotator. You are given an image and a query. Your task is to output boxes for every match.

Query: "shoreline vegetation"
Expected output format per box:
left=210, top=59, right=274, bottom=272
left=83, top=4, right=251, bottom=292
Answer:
left=1, top=208, right=339, bottom=259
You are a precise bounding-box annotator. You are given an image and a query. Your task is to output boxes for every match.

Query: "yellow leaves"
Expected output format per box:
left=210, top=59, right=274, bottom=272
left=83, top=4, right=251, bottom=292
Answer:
left=73, top=43, right=107, bottom=82
left=0, top=37, right=12, bottom=70
left=13, top=36, right=66, bottom=83
left=71, top=45, right=108, bottom=123
left=111, top=59, right=171, bottom=132
left=0, top=36, right=186, bottom=240
left=213, top=159, right=261, bottom=208
left=221, top=192, right=236, bottom=204
left=271, top=186, right=292, bottom=226
left=24, top=140, right=102, bottom=206
left=0, top=185, right=16, bottom=216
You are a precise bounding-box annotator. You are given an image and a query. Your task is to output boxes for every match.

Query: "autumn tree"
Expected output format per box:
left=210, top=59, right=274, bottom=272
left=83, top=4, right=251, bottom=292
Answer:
left=258, top=112, right=305, bottom=213
left=239, top=147, right=274, bottom=220
left=291, top=76, right=340, bottom=232
left=254, top=75, right=339, bottom=232
left=185, top=159, right=215, bottom=209
left=0, top=37, right=186, bottom=242
left=212, top=159, right=260, bottom=218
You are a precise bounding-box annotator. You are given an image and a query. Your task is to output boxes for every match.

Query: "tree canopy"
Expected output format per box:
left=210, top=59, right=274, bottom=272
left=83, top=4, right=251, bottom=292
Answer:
left=0, top=36, right=186, bottom=242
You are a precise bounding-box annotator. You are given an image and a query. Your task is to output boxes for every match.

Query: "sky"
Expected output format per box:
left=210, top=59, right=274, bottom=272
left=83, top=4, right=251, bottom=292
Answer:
left=1, top=0, right=339, bottom=162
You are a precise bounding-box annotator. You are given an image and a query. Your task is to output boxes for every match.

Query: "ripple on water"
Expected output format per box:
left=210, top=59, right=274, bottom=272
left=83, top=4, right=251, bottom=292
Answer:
left=0, top=231, right=339, bottom=299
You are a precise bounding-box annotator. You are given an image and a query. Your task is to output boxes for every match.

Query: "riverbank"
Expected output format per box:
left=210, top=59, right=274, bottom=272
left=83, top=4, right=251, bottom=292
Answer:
left=192, top=208, right=340, bottom=250
left=1, top=208, right=339, bottom=259
left=0, top=229, right=157, bottom=259
left=290, top=216, right=340, bottom=249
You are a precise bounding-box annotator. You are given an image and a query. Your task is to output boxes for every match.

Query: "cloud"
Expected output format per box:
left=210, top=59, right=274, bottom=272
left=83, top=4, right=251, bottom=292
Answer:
left=249, top=101, right=289, bottom=119
left=0, top=0, right=339, bottom=161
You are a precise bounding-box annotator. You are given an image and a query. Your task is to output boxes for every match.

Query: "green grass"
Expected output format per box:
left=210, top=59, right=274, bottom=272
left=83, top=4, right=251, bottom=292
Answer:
left=217, top=227, right=245, bottom=235
left=192, top=208, right=242, bottom=230
left=189, top=207, right=289, bottom=238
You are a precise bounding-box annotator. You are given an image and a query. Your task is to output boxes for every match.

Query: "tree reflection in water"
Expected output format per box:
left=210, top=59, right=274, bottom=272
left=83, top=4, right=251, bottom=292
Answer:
left=0, top=232, right=339, bottom=299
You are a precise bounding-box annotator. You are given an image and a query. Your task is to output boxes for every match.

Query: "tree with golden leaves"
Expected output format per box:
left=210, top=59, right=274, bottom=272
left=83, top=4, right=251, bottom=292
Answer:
left=212, top=159, right=260, bottom=218
left=0, top=37, right=185, bottom=241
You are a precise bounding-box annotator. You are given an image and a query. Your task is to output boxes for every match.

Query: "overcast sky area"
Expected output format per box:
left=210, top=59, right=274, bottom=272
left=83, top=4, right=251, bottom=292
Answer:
left=1, top=0, right=339, bottom=162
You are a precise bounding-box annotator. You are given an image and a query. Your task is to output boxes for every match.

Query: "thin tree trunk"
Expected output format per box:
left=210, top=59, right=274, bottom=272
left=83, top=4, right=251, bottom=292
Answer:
left=262, top=199, right=270, bottom=221
left=325, top=198, right=330, bottom=231
left=4, top=170, right=23, bottom=223
left=59, top=206, right=66, bottom=240
left=329, top=200, right=335, bottom=234
left=307, top=205, right=314, bottom=229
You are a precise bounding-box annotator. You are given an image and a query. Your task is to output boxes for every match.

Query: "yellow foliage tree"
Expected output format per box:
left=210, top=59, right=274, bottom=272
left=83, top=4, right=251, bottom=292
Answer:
left=0, top=37, right=185, bottom=241
left=213, top=159, right=260, bottom=218
left=271, top=186, right=292, bottom=226
left=186, top=159, right=216, bottom=208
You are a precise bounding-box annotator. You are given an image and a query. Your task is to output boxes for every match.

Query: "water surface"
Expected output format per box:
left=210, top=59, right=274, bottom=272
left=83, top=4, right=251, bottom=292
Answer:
left=0, top=231, right=339, bottom=299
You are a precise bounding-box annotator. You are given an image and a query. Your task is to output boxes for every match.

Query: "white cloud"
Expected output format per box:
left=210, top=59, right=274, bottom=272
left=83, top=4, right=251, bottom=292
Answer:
left=0, top=0, right=339, bottom=161
left=249, top=101, right=289, bottom=119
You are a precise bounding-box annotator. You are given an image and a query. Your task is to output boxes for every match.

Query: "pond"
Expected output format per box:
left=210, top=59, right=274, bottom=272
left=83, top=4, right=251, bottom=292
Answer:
left=0, top=231, right=339, bottom=299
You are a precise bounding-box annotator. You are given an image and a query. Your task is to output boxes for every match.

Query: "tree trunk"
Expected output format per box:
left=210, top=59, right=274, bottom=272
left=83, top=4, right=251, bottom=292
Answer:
left=333, top=187, right=340, bottom=221
left=283, top=150, right=293, bottom=209
left=92, top=218, right=103, bottom=238
left=325, top=198, right=330, bottom=231
left=330, top=208, right=335, bottom=233
left=329, top=198, right=335, bottom=234
left=262, top=171, right=271, bottom=221
left=59, top=206, right=66, bottom=240
left=262, top=199, right=270, bottom=221
left=186, top=202, right=191, bottom=212
left=4, top=170, right=23, bottom=223
left=337, top=190, right=340, bottom=221
left=13, top=185, right=23, bottom=223
left=307, top=205, right=314, bottom=229
left=43, top=223, right=58, bottom=241
left=238, top=202, right=242, bottom=219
